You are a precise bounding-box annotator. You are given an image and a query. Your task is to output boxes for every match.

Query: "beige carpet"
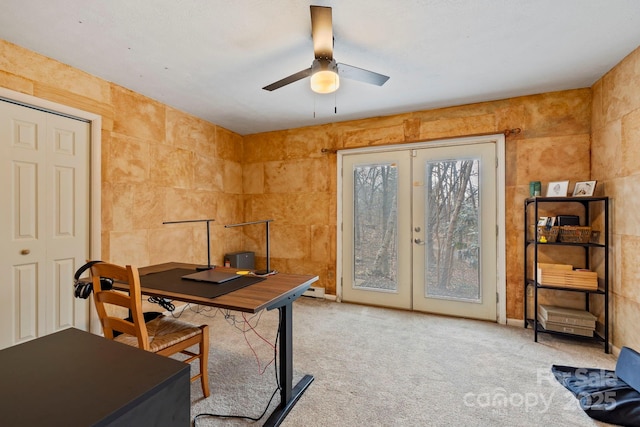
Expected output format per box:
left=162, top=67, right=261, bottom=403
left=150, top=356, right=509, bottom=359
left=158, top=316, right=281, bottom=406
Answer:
left=175, top=297, right=617, bottom=427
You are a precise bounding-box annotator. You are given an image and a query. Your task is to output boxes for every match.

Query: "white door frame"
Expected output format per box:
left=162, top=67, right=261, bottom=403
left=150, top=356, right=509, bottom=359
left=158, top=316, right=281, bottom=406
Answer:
left=0, top=88, right=102, bottom=330
left=337, top=134, right=506, bottom=324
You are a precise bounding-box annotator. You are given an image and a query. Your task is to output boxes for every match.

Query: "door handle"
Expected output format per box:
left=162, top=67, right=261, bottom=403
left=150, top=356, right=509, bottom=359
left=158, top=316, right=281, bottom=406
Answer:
left=21, top=249, right=30, bottom=255
left=414, top=238, right=425, bottom=245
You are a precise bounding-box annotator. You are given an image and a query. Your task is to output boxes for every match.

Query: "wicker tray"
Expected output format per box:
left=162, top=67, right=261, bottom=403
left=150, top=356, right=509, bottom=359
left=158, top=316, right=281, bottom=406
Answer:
left=559, top=226, right=592, bottom=243
left=529, top=225, right=559, bottom=243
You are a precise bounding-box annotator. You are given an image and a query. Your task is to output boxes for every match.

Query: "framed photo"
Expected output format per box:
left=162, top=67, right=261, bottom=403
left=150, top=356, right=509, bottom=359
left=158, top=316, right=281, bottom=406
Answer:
left=546, top=180, right=569, bottom=197
left=572, top=180, right=597, bottom=197
left=537, top=216, right=555, bottom=226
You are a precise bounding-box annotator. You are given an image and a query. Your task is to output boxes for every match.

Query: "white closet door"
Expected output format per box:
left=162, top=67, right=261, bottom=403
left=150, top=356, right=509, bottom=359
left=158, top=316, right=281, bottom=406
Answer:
left=0, top=101, right=90, bottom=349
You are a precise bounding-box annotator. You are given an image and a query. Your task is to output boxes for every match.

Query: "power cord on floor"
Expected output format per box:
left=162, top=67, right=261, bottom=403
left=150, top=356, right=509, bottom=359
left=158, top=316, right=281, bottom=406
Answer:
left=192, top=308, right=283, bottom=426
left=192, top=387, right=279, bottom=425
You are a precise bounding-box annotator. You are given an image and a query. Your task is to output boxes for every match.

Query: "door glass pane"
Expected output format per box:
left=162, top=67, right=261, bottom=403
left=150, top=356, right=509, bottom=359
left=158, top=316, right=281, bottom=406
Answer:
left=352, top=162, right=398, bottom=292
left=424, top=158, right=481, bottom=302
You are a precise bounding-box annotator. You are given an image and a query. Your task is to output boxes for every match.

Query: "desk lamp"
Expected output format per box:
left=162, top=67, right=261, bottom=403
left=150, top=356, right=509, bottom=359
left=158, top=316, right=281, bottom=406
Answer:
left=225, top=219, right=274, bottom=275
left=162, top=218, right=215, bottom=270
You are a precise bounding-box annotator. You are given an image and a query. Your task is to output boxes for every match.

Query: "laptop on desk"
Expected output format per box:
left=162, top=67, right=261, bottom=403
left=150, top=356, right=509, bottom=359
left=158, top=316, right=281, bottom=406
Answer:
left=182, top=269, right=241, bottom=284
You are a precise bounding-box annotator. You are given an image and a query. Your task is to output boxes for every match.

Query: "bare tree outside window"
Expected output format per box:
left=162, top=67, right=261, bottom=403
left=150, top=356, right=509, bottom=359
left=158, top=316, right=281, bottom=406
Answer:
left=351, top=158, right=480, bottom=299
left=425, top=159, right=481, bottom=301
left=353, top=163, right=398, bottom=291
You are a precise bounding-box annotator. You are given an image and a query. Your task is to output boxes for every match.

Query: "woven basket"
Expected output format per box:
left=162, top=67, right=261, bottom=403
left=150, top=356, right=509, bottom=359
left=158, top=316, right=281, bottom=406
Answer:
left=529, top=225, right=559, bottom=243
left=559, top=226, right=592, bottom=243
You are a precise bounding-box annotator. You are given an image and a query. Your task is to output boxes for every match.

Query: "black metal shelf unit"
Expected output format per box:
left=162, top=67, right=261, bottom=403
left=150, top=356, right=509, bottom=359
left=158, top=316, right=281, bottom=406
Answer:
left=523, top=196, right=609, bottom=353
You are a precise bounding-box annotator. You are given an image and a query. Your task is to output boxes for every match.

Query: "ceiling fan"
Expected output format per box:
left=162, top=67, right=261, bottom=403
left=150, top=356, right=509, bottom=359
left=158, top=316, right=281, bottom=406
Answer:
left=262, top=5, right=390, bottom=94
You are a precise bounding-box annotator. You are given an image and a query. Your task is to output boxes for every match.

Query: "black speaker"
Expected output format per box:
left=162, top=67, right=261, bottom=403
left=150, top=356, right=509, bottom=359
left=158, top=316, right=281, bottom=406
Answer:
left=556, top=215, right=580, bottom=226
left=73, top=260, right=114, bottom=299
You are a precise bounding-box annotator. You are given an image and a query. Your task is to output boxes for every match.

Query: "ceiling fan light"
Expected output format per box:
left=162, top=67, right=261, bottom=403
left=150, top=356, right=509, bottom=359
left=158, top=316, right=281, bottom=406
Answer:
left=310, top=59, right=339, bottom=94
left=311, top=71, right=340, bottom=94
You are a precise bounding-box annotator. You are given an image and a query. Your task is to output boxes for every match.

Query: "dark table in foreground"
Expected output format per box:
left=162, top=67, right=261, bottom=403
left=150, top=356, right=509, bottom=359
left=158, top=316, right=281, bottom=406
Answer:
left=134, top=262, right=319, bottom=427
left=0, top=327, right=189, bottom=427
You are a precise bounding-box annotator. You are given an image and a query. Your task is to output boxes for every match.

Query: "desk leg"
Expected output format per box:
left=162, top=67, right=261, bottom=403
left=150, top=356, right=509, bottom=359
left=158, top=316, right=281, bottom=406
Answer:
left=263, top=303, right=314, bottom=427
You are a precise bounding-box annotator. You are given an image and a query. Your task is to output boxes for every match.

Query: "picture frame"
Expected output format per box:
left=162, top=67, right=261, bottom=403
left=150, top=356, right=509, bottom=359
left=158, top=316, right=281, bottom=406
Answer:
left=546, top=180, right=569, bottom=197
left=537, top=216, right=555, bottom=227
left=572, top=180, right=597, bottom=197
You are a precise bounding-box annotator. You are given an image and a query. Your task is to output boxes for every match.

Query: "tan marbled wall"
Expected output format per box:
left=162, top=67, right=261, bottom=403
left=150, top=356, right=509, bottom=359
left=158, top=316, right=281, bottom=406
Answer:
left=244, top=90, right=593, bottom=321
left=0, top=39, right=245, bottom=270
left=592, top=45, right=640, bottom=351
left=1, top=38, right=597, bottom=324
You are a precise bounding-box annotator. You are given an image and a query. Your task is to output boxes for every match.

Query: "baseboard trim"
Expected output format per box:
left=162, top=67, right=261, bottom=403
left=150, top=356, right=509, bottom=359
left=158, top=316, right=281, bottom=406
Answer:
left=507, top=318, right=525, bottom=328
left=303, top=286, right=325, bottom=299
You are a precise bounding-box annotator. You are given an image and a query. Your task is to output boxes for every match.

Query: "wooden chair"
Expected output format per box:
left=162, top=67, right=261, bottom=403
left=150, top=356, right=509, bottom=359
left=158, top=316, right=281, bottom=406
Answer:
left=90, top=262, right=210, bottom=398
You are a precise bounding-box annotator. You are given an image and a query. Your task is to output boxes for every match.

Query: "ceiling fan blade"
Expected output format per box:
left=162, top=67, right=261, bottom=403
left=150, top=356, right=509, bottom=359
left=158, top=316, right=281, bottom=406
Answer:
left=337, top=63, right=390, bottom=86
left=311, top=5, right=333, bottom=59
left=262, top=68, right=312, bottom=91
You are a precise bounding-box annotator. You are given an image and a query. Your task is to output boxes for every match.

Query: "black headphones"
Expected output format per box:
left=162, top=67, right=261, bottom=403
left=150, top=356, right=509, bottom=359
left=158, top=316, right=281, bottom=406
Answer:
left=73, top=260, right=114, bottom=299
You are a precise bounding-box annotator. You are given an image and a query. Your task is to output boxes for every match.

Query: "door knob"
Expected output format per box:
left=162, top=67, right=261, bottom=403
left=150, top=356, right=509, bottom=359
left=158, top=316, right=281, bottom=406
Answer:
left=21, top=249, right=30, bottom=255
left=414, top=238, right=425, bottom=245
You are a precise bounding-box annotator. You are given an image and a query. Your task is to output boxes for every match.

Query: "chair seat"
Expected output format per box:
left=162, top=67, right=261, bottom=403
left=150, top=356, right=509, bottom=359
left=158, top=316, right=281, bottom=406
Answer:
left=115, top=316, right=202, bottom=353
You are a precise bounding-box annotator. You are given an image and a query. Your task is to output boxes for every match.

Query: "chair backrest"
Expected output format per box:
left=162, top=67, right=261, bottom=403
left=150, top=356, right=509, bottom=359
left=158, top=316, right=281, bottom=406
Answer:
left=90, top=262, right=150, bottom=350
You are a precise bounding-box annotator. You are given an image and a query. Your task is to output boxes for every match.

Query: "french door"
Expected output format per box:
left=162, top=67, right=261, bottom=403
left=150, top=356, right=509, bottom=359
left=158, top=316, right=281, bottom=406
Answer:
left=341, top=151, right=412, bottom=309
left=340, top=138, right=501, bottom=321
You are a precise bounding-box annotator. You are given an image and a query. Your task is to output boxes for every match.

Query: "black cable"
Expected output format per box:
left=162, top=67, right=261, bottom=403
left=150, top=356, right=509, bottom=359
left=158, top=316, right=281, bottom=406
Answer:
left=273, top=307, right=282, bottom=391
left=171, top=303, right=217, bottom=319
left=224, top=309, right=265, bottom=333
left=192, top=308, right=283, bottom=426
left=147, top=296, right=175, bottom=312
left=192, top=387, right=279, bottom=426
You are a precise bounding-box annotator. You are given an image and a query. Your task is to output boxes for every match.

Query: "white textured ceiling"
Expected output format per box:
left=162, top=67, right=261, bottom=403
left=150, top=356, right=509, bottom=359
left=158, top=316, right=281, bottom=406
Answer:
left=1, top=0, right=639, bottom=135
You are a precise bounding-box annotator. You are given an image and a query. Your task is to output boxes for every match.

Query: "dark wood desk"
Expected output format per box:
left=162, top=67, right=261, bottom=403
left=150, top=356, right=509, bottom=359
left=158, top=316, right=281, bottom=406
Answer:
left=0, top=328, right=190, bottom=426
left=132, top=262, right=318, bottom=427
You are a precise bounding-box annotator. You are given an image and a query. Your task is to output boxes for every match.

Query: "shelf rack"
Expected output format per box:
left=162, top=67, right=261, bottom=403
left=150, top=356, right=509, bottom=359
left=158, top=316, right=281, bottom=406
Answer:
left=523, top=196, right=609, bottom=353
